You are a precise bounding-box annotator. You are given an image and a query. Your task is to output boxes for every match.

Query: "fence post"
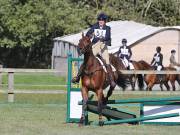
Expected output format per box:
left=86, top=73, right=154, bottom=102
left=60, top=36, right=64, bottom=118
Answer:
left=0, top=72, right=2, bottom=89
left=66, top=53, right=72, bottom=122
left=8, top=72, right=14, bottom=103
left=0, top=65, right=2, bottom=88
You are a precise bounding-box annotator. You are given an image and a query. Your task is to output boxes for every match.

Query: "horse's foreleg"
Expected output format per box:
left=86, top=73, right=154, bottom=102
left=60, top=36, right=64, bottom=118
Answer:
left=147, top=82, right=154, bottom=91
left=132, top=75, right=137, bottom=91
left=137, top=74, right=144, bottom=90
left=96, top=89, right=104, bottom=126
left=170, top=80, right=176, bottom=91
left=160, top=83, right=163, bottom=91
left=80, top=86, right=89, bottom=126
left=164, top=82, right=170, bottom=91
left=130, top=75, right=136, bottom=91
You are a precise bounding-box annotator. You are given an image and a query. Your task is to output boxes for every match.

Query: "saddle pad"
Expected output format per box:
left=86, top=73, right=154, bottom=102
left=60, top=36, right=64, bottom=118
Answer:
left=96, top=57, right=116, bottom=72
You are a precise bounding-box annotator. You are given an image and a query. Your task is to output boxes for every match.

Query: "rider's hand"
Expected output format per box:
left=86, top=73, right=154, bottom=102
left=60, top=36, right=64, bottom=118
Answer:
left=99, top=37, right=105, bottom=42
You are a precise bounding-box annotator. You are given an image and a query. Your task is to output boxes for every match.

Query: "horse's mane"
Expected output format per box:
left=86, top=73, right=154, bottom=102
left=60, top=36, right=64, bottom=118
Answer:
left=109, top=54, right=125, bottom=70
left=138, top=60, right=153, bottom=70
left=165, top=66, right=176, bottom=71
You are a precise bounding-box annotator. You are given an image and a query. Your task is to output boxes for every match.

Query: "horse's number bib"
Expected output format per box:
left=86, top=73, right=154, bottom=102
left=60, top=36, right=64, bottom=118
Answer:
left=94, top=29, right=106, bottom=38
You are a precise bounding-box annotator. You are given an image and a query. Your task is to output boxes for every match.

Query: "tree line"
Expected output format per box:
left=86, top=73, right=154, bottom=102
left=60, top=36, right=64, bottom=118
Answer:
left=0, top=0, right=179, bottom=68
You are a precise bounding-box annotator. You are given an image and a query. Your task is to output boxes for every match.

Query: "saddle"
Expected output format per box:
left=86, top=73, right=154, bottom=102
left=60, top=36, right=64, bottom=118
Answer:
left=121, top=58, right=134, bottom=70
left=96, top=55, right=116, bottom=72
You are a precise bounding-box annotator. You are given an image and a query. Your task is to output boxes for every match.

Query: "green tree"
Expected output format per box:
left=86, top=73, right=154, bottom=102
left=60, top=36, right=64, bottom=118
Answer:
left=0, top=0, right=179, bottom=68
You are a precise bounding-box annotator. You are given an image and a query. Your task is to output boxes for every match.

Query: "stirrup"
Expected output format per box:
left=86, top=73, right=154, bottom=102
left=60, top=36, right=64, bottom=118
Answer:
left=71, top=76, right=80, bottom=83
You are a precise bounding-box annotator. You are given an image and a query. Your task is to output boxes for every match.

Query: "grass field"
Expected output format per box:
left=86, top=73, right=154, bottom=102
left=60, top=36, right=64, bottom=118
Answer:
left=1, top=73, right=67, bottom=90
left=0, top=93, right=180, bottom=135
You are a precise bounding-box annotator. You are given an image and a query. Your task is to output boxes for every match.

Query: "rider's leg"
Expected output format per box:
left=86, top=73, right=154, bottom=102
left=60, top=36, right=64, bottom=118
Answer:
left=157, top=65, right=163, bottom=82
left=129, top=61, right=134, bottom=70
left=123, top=58, right=129, bottom=69
left=71, top=63, right=85, bottom=83
left=101, top=43, right=116, bottom=87
left=72, top=42, right=101, bottom=83
left=92, top=41, right=101, bottom=56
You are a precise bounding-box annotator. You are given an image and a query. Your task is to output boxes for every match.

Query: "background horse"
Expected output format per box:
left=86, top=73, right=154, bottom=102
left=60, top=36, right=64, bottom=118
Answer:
left=110, top=55, right=144, bottom=90
left=167, top=67, right=180, bottom=91
left=78, top=34, right=129, bottom=126
left=138, top=60, right=172, bottom=91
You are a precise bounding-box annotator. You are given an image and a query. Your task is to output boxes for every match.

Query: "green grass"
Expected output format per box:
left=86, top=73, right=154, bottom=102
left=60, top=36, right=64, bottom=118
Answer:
left=0, top=93, right=180, bottom=135
left=1, top=73, right=67, bottom=90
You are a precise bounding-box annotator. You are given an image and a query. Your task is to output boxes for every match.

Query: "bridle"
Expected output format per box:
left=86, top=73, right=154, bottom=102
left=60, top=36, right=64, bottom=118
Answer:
left=77, top=41, right=92, bottom=56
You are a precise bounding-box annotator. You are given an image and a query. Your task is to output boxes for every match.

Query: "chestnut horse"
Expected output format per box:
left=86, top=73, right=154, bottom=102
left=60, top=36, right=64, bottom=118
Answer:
left=78, top=34, right=129, bottom=126
left=167, top=67, right=180, bottom=91
left=138, top=60, right=173, bottom=91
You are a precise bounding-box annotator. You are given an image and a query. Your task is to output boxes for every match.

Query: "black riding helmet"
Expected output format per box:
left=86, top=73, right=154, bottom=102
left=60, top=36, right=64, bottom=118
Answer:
left=122, top=38, right=127, bottom=44
left=171, top=49, right=176, bottom=53
left=156, top=46, right=161, bottom=53
left=97, top=13, right=108, bottom=21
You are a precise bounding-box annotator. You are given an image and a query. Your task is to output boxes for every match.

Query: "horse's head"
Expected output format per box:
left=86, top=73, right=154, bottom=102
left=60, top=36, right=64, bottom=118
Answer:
left=77, top=33, right=92, bottom=56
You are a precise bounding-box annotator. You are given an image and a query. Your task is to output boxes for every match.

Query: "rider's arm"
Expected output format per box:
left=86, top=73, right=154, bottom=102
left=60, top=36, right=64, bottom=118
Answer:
left=129, top=47, right=132, bottom=59
left=104, top=26, right=111, bottom=46
left=86, top=25, right=95, bottom=38
left=160, top=54, right=163, bottom=65
left=151, top=54, right=155, bottom=65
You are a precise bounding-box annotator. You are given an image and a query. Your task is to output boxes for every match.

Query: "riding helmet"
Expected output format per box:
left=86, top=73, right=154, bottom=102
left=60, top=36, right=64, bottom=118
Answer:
left=171, top=49, right=176, bottom=53
left=97, top=13, right=108, bottom=21
left=156, top=46, right=161, bottom=52
left=122, top=38, right=127, bottom=44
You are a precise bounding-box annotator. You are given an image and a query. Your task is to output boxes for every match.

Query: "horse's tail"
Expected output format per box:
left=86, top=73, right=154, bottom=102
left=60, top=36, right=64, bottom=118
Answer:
left=116, top=71, right=129, bottom=90
left=137, top=74, right=144, bottom=90
left=176, top=74, right=180, bottom=85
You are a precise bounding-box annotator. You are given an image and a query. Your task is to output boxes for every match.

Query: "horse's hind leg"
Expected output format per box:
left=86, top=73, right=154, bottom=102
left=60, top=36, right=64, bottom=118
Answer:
left=160, top=83, right=163, bottom=91
left=105, top=85, right=115, bottom=105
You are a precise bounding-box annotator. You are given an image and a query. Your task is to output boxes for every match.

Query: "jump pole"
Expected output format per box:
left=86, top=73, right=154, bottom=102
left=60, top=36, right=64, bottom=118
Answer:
left=103, top=113, right=179, bottom=125
left=79, top=96, right=180, bottom=105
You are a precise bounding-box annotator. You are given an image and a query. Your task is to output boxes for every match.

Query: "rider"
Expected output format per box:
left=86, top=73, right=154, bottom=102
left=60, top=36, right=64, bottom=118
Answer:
left=71, top=13, right=116, bottom=87
left=117, top=38, right=133, bottom=69
left=169, top=49, right=180, bottom=70
left=151, top=46, right=164, bottom=81
left=151, top=46, right=163, bottom=71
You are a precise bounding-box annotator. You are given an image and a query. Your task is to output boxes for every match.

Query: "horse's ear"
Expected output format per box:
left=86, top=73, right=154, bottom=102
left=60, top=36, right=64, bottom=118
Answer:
left=82, top=32, right=84, bottom=37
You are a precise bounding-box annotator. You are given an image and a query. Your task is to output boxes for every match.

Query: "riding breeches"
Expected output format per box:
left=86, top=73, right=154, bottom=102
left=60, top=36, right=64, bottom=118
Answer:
left=156, top=65, right=162, bottom=71
left=121, top=57, right=134, bottom=69
left=92, top=41, right=110, bottom=64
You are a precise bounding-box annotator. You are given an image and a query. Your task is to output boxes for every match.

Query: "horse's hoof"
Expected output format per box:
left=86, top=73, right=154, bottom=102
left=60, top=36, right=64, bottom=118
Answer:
left=99, top=121, right=104, bottom=126
left=78, top=123, right=83, bottom=127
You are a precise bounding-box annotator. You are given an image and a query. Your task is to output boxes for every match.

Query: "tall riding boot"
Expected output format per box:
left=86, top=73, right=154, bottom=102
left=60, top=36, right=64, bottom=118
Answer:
left=71, top=64, right=84, bottom=83
left=106, top=64, right=116, bottom=87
